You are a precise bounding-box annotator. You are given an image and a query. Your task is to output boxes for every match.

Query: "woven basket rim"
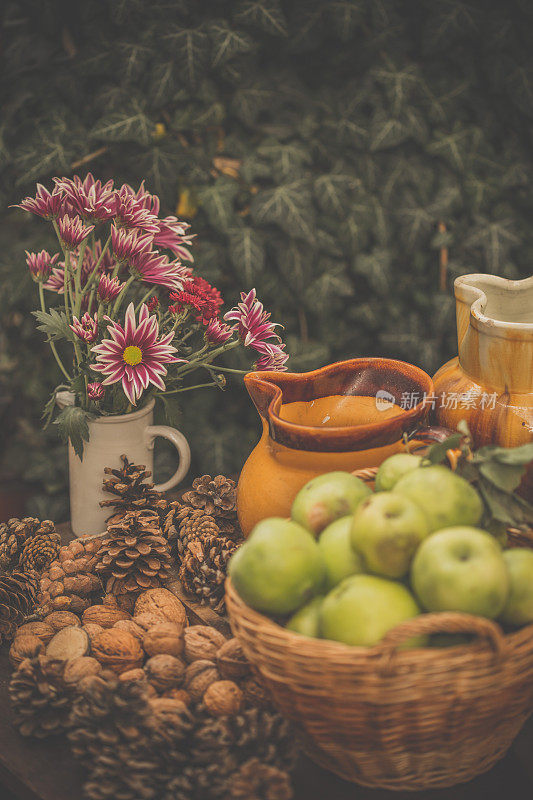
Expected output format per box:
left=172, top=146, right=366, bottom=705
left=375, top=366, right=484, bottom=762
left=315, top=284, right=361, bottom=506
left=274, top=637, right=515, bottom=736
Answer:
left=225, top=578, right=533, bottom=665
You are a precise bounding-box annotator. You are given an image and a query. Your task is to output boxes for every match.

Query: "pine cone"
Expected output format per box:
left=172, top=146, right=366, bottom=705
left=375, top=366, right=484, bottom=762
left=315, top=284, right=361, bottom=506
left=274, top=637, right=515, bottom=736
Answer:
left=0, top=571, right=39, bottom=642
left=20, top=529, right=61, bottom=573
left=9, top=655, right=72, bottom=737
left=0, top=517, right=56, bottom=572
left=182, top=475, right=239, bottom=537
left=100, top=454, right=168, bottom=524
left=178, top=532, right=238, bottom=613
left=95, top=510, right=171, bottom=596
left=227, top=758, right=293, bottom=800
left=38, top=536, right=103, bottom=616
left=222, top=707, right=299, bottom=773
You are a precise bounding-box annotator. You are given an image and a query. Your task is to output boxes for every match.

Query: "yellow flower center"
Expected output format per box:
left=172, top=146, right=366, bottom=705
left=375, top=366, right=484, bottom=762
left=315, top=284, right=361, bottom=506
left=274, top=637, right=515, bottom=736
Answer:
left=123, top=345, right=143, bottom=366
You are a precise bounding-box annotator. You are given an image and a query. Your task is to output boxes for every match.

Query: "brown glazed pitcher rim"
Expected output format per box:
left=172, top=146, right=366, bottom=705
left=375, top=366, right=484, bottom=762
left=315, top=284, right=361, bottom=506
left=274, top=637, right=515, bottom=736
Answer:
left=244, top=357, right=434, bottom=453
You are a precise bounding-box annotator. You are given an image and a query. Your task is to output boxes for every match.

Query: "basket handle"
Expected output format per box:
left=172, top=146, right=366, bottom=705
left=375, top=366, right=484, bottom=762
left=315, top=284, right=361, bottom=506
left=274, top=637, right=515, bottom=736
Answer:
left=374, top=612, right=507, bottom=674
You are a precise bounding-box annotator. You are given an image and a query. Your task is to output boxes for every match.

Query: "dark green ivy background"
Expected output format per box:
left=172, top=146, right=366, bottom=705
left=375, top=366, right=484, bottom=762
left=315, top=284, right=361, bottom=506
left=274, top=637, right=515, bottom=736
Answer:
left=0, top=0, right=532, bottom=521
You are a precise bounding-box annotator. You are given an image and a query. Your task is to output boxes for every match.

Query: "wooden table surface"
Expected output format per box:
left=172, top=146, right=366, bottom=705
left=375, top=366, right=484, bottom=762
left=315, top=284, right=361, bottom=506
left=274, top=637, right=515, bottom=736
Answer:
left=0, top=525, right=531, bottom=800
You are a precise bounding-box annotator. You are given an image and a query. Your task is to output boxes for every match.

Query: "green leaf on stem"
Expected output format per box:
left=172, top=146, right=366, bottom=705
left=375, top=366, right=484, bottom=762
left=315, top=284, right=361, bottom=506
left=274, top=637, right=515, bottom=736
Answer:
left=53, top=406, right=94, bottom=461
left=32, top=309, right=76, bottom=343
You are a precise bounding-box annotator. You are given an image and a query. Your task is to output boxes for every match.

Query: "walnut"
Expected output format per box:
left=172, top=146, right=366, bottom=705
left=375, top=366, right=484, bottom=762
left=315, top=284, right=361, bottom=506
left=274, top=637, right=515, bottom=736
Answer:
left=184, top=659, right=220, bottom=702
left=184, top=626, right=226, bottom=663
left=82, top=605, right=131, bottom=628
left=82, top=623, right=104, bottom=642
left=47, top=626, right=90, bottom=661
left=216, top=638, right=250, bottom=679
left=63, top=656, right=102, bottom=684
left=143, top=623, right=184, bottom=658
left=91, top=629, right=144, bottom=674
left=15, top=622, right=55, bottom=646
left=118, top=668, right=146, bottom=684
left=44, top=611, right=81, bottom=631
left=9, top=634, right=44, bottom=667
left=204, top=680, right=243, bottom=717
left=113, top=619, right=144, bottom=639
left=144, top=654, right=185, bottom=692
left=134, top=589, right=187, bottom=627
left=133, top=612, right=169, bottom=631
left=162, top=688, right=191, bottom=705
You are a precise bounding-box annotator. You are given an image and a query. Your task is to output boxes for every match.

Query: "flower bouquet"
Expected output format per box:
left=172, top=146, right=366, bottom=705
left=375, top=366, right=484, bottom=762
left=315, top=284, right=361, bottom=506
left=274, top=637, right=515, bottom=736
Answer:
left=15, top=174, right=287, bottom=533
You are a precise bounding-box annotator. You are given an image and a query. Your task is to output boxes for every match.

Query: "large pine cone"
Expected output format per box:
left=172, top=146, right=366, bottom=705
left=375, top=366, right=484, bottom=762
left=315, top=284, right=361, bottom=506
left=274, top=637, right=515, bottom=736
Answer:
left=95, top=510, right=171, bottom=596
left=20, top=529, right=61, bottom=573
left=9, top=655, right=72, bottom=737
left=179, top=532, right=238, bottom=613
left=181, top=475, right=239, bottom=537
left=100, top=454, right=168, bottom=525
left=0, top=571, right=39, bottom=642
left=38, top=536, right=103, bottom=616
left=0, top=517, right=56, bottom=572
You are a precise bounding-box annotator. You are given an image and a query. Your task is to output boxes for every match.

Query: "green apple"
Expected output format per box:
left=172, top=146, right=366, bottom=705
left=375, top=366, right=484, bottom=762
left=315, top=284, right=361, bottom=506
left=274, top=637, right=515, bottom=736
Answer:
left=410, top=527, right=509, bottom=618
left=393, top=465, right=483, bottom=532
left=228, top=517, right=326, bottom=615
left=499, top=549, right=533, bottom=626
left=291, top=471, right=371, bottom=537
left=320, top=574, right=423, bottom=647
left=375, top=453, right=423, bottom=491
left=351, top=492, right=429, bottom=578
left=286, top=596, right=324, bottom=637
left=318, top=516, right=365, bottom=589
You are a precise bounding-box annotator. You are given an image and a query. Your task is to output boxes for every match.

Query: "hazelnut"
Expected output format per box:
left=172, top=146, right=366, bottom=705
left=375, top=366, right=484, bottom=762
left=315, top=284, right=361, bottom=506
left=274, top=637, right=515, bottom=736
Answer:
left=9, top=635, right=44, bottom=667
left=82, top=623, right=104, bottom=642
left=15, top=622, right=55, bottom=646
left=216, top=638, right=250, bottom=679
left=144, top=654, right=185, bottom=692
left=184, top=626, right=226, bottom=663
left=47, top=626, right=90, bottom=661
left=184, top=659, right=220, bottom=702
left=204, top=680, right=243, bottom=717
left=113, top=619, right=144, bottom=639
left=82, top=605, right=131, bottom=628
left=44, top=611, right=81, bottom=631
left=63, top=657, right=102, bottom=684
left=134, top=589, right=187, bottom=627
left=143, top=623, right=184, bottom=658
left=91, top=629, right=144, bottom=674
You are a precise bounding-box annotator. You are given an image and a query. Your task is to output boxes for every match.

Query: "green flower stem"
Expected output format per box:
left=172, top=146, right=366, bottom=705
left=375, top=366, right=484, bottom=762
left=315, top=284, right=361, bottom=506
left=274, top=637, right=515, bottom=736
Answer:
left=80, top=231, right=112, bottom=297
left=73, top=237, right=90, bottom=317
left=110, top=274, right=135, bottom=318
left=135, top=287, right=156, bottom=313
left=157, top=381, right=220, bottom=396
left=38, top=283, right=71, bottom=381
left=173, top=339, right=240, bottom=379
left=202, top=364, right=247, bottom=376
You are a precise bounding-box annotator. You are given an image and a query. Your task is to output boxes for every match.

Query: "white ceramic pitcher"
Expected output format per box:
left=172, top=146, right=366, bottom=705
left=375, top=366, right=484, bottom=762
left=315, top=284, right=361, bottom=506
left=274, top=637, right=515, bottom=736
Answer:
left=57, top=393, right=190, bottom=536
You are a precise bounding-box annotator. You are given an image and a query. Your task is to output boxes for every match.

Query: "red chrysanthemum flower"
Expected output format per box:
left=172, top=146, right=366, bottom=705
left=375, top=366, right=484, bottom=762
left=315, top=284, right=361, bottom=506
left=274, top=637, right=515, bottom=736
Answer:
left=58, top=214, right=95, bottom=249
left=53, top=173, right=116, bottom=221
left=25, top=250, right=59, bottom=282
left=70, top=312, right=98, bottom=343
left=87, top=382, right=105, bottom=400
left=14, top=184, right=65, bottom=219
left=204, top=317, right=234, bottom=345
left=169, top=277, right=223, bottom=323
left=146, top=296, right=159, bottom=313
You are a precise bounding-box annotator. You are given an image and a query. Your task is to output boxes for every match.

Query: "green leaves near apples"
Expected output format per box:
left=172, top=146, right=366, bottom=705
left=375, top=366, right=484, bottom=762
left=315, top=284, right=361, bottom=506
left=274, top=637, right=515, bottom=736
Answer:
left=320, top=574, right=423, bottom=647
left=291, top=471, right=371, bottom=536
left=393, top=464, right=483, bottom=532
left=375, top=453, right=422, bottom=491
left=318, top=517, right=365, bottom=590
left=410, top=527, right=509, bottom=618
left=228, top=518, right=326, bottom=615
left=499, top=549, right=533, bottom=626
left=286, top=596, right=324, bottom=637
left=351, top=492, right=429, bottom=579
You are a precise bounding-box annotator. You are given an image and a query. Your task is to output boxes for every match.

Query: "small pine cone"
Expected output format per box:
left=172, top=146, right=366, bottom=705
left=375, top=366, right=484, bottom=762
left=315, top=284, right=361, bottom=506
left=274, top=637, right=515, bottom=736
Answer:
left=9, top=655, right=72, bottom=737
left=178, top=512, right=220, bottom=555
left=227, top=758, right=293, bottom=800
left=182, top=475, right=236, bottom=517
left=178, top=533, right=237, bottom=613
left=163, top=502, right=195, bottom=554
left=100, top=454, right=166, bottom=524
left=20, top=529, right=61, bottom=573
left=0, top=517, right=55, bottom=571
left=0, top=571, right=39, bottom=642
left=95, top=510, right=171, bottom=597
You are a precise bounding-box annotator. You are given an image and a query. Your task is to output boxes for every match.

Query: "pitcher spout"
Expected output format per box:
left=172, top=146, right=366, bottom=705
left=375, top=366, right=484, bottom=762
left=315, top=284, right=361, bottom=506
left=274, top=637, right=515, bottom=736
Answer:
left=244, top=371, right=286, bottom=421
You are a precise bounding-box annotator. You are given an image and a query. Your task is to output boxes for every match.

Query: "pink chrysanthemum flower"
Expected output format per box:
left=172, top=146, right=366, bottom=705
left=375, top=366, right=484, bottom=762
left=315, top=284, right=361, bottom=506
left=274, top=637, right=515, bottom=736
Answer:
left=54, top=173, right=116, bottom=221
left=70, top=312, right=98, bottom=343
left=129, top=249, right=186, bottom=291
left=43, top=266, right=65, bottom=293
left=25, top=250, right=59, bottom=282
left=91, top=302, right=185, bottom=405
left=97, top=274, right=123, bottom=304
left=254, top=343, right=289, bottom=371
left=154, top=216, right=195, bottom=261
left=58, top=214, right=95, bottom=249
left=114, top=186, right=160, bottom=233
left=111, top=225, right=153, bottom=262
left=224, top=289, right=283, bottom=349
left=14, top=184, right=65, bottom=218
left=87, top=382, right=105, bottom=400
left=204, top=318, right=234, bottom=345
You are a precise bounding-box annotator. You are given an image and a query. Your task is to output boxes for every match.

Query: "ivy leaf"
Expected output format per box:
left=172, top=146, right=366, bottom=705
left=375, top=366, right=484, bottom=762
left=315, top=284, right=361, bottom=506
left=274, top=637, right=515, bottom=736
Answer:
left=231, top=82, right=276, bottom=125
left=234, top=0, right=288, bottom=37
left=163, top=26, right=210, bottom=87
left=32, top=309, right=76, bottom=343
left=54, top=406, right=94, bottom=461
left=465, top=215, right=520, bottom=273
left=117, top=41, right=153, bottom=84
left=208, top=20, right=255, bottom=66
left=148, top=62, right=177, bottom=109
left=227, top=227, right=265, bottom=283
left=251, top=180, right=315, bottom=240
left=327, top=1, right=364, bottom=41
left=198, top=178, right=239, bottom=232
left=137, top=144, right=187, bottom=201
left=353, top=247, right=392, bottom=294
left=90, top=104, right=154, bottom=145
left=304, top=260, right=354, bottom=313
left=15, top=123, right=73, bottom=186
left=256, top=139, right=312, bottom=179
left=314, top=173, right=359, bottom=216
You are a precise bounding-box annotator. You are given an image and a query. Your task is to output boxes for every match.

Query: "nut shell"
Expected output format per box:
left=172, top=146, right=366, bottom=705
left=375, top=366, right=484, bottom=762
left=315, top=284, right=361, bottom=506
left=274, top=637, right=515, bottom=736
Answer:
left=184, top=626, right=226, bottom=663
left=184, top=659, right=220, bottom=702
left=9, top=634, right=44, bottom=667
left=15, top=622, right=55, bottom=646
left=82, top=623, right=104, bottom=642
left=216, top=638, right=250, bottom=679
left=91, top=629, right=144, bottom=674
left=143, top=623, right=184, bottom=658
left=134, top=589, right=187, bottom=627
left=113, top=619, right=144, bottom=639
left=44, top=611, right=81, bottom=631
left=82, top=605, right=131, bottom=628
left=204, top=680, right=243, bottom=717
left=144, top=654, right=185, bottom=692
left=133, top=612, right=168, bottom=631
left=47, top=626, right=90, bottom=661
left=63, top=657, right=102, bottom=684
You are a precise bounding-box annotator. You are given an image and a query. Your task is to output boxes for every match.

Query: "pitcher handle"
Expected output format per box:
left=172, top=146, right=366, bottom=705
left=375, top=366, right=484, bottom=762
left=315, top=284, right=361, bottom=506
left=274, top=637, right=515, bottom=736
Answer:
left=144, top=426, right=191, bottom=493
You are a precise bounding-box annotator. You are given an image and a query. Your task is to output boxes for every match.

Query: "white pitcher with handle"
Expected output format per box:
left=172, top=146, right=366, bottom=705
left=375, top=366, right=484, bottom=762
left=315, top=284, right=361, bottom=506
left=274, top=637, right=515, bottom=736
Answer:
left=57, top=392, right=190, bottom=536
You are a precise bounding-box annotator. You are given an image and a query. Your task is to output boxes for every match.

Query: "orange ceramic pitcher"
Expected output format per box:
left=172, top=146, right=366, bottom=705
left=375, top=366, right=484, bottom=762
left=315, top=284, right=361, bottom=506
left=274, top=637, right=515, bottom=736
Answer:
left=237, top=357, right=440, bottom=536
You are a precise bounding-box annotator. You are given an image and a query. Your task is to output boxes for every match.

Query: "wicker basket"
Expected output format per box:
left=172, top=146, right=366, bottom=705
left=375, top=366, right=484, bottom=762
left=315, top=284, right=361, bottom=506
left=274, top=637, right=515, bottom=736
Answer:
left=226, top=463, right=533, bottom=789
